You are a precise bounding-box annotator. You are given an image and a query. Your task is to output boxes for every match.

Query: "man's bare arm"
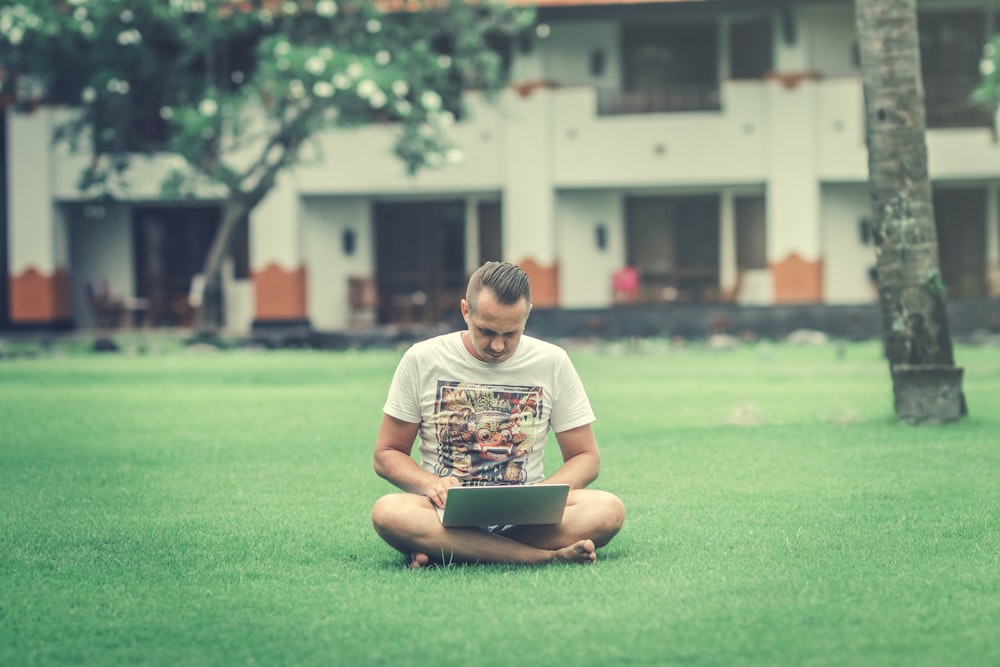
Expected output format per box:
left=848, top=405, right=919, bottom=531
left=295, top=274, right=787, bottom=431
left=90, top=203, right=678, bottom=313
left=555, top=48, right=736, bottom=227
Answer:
left=544, top=423, right=601, bottom=490
left=373, top=413, right=459, bottom=507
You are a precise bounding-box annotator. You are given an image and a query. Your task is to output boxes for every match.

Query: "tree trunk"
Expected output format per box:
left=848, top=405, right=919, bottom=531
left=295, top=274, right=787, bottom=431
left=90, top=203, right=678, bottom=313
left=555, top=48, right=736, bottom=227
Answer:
left=191, top=138, right=294, bottom=338
left=854, top=0, right=966, bottom=423
left=192, top=194, right=255, bottom=337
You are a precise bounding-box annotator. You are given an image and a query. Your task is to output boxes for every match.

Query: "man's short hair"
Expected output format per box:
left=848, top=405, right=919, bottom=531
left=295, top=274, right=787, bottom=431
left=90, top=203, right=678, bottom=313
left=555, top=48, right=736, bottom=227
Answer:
left=466, top=262, right=531, bottom=312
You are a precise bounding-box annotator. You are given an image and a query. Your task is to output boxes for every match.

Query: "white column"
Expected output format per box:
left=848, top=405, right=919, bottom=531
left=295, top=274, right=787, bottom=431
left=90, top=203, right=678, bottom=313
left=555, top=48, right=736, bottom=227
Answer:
left=250, top=173, right=307, bottom=325
left=7, top=109, right=71, bottom=325
left=501, top=89, right=559, bottom=306
left=765, top=77, right=823, bottom=303
left=718, top=16, right=732, bottom=82
left=510, top=29, right=547, bottom=83
left=772, top=7, right=809, bottom=72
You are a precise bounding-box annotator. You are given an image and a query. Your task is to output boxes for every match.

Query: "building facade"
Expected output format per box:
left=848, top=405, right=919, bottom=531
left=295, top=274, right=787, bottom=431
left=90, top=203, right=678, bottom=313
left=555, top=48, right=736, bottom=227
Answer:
left=5, top=0, right=1000, bottom=333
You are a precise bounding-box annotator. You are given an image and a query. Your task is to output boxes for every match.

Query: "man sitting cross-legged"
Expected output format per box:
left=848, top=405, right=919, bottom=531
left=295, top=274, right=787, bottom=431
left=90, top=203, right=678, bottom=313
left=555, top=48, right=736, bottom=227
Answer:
left=370, top=261, right=625, bottom=567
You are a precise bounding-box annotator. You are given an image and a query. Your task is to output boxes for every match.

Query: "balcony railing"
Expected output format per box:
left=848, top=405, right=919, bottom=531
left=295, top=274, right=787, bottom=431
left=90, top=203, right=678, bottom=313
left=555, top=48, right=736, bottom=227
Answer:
left=597, top=84, right=722, bottom=116
left=923, top=75, right=994, bottom=129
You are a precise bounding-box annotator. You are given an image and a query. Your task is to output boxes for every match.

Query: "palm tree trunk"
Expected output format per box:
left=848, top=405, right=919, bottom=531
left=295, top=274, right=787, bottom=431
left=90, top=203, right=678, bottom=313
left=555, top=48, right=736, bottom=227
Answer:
left=854, top=0, right=966, bottom=423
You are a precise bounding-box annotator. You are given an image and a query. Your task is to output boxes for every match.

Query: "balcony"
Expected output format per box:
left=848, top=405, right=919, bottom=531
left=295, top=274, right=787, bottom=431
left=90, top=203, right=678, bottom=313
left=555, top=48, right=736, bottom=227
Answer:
left=551, top=82, right=768, bottom=188
left=924, top=75, right=994, bottom=130
left=596, top=84, right=722, bottom=116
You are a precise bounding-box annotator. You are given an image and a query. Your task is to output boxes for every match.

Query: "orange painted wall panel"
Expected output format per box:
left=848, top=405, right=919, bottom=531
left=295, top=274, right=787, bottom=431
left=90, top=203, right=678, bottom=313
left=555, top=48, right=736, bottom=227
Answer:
left=771, top=254, right=823, bottom=304
left=518, top=258, right=559, bottom=307
left=253, top=264, right=308, bottom=320
left=10, top=266, right=72, bottom=322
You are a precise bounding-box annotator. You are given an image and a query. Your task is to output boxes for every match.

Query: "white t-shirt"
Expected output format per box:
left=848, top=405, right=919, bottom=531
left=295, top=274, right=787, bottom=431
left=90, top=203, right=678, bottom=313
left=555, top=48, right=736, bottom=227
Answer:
left=383, top=332, right=595, bottom=485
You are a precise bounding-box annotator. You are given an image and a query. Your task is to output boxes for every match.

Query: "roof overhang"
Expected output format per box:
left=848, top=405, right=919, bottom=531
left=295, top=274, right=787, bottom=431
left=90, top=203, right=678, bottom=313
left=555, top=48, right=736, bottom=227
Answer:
left=528, top=0, right=834, bottom=22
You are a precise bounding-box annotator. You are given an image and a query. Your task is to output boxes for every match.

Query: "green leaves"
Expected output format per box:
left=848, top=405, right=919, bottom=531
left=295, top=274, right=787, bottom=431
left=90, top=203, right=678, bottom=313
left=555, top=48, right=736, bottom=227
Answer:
left=972, top=34, right=1000, bottom=115
left=0, top=0, right=534, bottom=192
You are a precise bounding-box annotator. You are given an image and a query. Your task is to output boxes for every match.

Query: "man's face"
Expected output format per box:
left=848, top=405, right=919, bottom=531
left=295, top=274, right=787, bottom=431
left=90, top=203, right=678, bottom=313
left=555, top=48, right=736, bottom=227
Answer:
left=461, top=288, right=531, bottom=364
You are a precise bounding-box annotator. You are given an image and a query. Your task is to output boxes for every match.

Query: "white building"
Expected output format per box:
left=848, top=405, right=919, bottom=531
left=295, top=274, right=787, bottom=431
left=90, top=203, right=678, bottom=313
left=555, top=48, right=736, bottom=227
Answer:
left=4, top=0, right=1000, bottom=333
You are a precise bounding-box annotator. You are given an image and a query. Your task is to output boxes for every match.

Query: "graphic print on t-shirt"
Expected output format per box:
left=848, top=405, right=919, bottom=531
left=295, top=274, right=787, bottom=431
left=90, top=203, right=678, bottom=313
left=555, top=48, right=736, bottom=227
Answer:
left=433, top=380, right=543, bottom=485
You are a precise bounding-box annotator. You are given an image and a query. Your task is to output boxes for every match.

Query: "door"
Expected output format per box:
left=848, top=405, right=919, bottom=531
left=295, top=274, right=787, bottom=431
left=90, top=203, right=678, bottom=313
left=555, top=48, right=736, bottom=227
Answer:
left=934, top=187, right=987, bottom=300
left=478, top=201, right=503, bottom=263
left=626, top=195, right=720, bottom=302
left=375, top=201, right=466, bottom=325
left=918, top=10, right=992, bottom=128
left=132, top=206, right=221, bottom=326
left=621, top=22, right=720, bottom=112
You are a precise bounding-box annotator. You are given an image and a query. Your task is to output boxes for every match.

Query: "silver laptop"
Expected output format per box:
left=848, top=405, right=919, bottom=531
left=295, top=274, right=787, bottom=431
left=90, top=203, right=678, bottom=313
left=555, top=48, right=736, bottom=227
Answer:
left=436, top=484, right=570, bottom=528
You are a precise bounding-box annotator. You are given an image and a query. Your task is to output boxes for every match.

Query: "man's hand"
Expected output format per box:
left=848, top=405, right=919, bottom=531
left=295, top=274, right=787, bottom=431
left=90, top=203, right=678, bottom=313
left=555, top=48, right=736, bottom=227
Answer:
left=425, top=476, right=462, bottom=509
left=373, top=414, right=462, bottom=505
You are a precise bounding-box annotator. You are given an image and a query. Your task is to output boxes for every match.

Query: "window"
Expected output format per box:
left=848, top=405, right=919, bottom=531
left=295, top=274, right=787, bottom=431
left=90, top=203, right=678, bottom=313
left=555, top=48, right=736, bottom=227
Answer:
left=933, top=188, right=987, bottom=300
left=625, top=195, right=721, bottom=302
left=603, top=22, right=720, bottom=114
left=729, top=19, right=773, bottom=80
left=374, top=201, right=467, bottom=325
left=735, top=196, right=767, bottom=270
left=918, top=10, right=993, bottom=129
left=478, top=201, right=503, bottom=263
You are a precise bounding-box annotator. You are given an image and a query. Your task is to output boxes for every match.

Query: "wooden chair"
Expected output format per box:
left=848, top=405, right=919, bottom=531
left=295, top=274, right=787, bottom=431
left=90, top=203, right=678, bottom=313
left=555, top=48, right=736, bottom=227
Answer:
left=348, top=276, right=377, bottom=328
left=84, top=277, right=125, bottom=329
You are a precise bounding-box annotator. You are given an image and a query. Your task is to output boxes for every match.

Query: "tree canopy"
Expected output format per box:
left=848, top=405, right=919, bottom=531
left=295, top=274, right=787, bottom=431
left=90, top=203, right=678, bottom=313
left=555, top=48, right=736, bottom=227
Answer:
left=974, top=33, right=1000, bottom=120
left=0, top=0, right=533, bottom=196
left=1, top=0, right=533, bottom=332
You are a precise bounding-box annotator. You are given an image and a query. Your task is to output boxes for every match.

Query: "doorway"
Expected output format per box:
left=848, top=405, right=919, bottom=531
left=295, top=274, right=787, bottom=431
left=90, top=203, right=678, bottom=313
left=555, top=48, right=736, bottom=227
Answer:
left=132, top=205, right=221, bottom=326
left=478, top=201, right=503, bottom=264
left=374, top=200, right=467, bottom=326
left=934, top=187, right=987, bottom=300
left=625, top=194, right=721, bottom=302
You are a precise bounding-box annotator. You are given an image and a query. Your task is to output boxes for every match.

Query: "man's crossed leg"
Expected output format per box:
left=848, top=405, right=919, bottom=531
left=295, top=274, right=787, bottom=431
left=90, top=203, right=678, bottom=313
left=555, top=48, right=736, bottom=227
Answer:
left=371, top=488, right=625, bottom=567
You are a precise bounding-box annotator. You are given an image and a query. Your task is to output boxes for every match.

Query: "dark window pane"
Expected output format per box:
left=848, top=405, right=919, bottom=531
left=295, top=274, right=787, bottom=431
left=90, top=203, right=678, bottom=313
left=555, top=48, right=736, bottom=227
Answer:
left=730, top=19, right=773, bottom=80
left=918, top=10, right=992, bottom=128
left=735, top=196, right=767, bottom=270
left=478, top=201, right=503, bottom=263
left=623, top=22, right=718, bottom=90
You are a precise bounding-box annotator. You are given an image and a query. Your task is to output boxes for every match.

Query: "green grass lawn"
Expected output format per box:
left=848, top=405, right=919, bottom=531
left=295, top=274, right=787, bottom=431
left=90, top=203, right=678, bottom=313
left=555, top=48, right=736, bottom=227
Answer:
left=1, top=340, right=998, bottom=666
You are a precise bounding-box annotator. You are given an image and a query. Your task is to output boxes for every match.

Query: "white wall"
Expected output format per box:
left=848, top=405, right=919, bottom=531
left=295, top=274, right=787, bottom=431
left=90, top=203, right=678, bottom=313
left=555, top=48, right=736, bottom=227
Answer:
left=927, top=130, right=1000, bottom=181
left=551, top=83, right=769, bottom=188
left=773, top=5, right=810, bottom=72
left=293, top=92, right=506, bottom=196
left=300, top=197, right=372, bottom=330
left=223, top=273, right=253, bottom=335
left=804, top=3, right=858, bottom=78
left=816, top=78, right=868, bottom=181
left=555, top=190, right=624, bottom=308
left=765, top=79, right=822, bottom=263
left=540, top=20, right=620, bottom=89
left=821, top=183, right=877, bottom=304
left=251, top=173, right=302, bottom=272
left=502, top=90, right=556, bottom=267
left=8, top=110, right=58, bottom=276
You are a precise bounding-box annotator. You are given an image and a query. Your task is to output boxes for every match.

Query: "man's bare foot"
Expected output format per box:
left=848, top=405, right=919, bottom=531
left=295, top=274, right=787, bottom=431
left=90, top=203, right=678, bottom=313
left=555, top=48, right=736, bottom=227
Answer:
left=409, top=552, right=431, bottom=568
left=553, top=539, right=597, bottom=564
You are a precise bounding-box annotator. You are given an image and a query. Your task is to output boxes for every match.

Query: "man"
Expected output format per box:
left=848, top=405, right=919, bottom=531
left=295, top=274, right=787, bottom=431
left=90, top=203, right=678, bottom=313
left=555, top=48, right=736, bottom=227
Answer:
left=371, top=261, right=625, bottom=567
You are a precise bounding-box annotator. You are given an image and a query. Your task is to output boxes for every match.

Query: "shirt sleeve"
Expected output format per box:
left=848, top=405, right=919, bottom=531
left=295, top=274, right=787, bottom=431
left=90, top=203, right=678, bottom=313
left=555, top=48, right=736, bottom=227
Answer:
left=382, top=347, right=422, bottom=423
left=549, top=351, right=596, bottom=433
